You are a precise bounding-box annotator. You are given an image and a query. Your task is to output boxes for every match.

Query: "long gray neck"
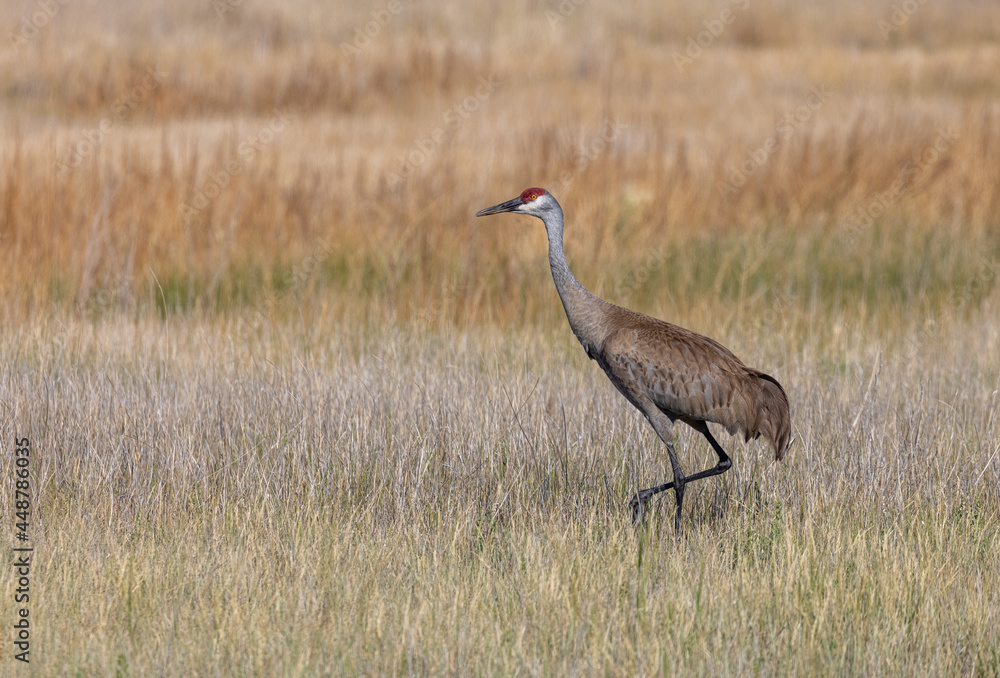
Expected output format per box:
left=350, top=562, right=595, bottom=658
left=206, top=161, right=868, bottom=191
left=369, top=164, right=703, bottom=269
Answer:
left=542, top=205, right=609, bottom=348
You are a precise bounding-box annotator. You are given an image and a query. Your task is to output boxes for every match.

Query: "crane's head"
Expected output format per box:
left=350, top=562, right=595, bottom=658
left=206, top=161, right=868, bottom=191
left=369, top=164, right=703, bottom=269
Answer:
left=476, top=188, right=558, bottom=219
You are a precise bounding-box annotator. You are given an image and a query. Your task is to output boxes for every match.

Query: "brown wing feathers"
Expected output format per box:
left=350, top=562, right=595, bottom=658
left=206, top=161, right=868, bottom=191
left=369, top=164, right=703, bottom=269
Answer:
left=602, top=312, right=791, bottom=460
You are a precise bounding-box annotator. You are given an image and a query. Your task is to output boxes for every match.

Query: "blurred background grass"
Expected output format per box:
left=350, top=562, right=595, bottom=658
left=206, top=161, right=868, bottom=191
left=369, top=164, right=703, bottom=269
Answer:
left=1, top=0, right=998, bottom=337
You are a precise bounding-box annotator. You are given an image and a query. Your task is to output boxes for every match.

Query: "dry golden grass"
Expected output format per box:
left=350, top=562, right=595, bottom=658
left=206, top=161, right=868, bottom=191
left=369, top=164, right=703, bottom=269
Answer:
left=1, top=0, right=999, bottom=674
left=3, top=312, right=999, bottom=675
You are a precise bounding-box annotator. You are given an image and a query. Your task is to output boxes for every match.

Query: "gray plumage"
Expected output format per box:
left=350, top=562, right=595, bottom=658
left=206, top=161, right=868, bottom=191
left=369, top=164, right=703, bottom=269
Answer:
left=477, top=188, right=791, bottom=532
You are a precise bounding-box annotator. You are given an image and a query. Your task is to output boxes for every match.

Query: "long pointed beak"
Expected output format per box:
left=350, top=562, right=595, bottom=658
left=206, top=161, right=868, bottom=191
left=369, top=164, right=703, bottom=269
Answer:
left=475, top=197, right=522, bottom=217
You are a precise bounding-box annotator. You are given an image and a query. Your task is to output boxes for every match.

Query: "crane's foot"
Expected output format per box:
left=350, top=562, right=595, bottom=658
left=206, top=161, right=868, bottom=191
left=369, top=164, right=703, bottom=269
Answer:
left=629, top=494, right=647, bottom=525
left=629, top=487, right=660, bottom=525
left=629, top=480, right=675, bottom=525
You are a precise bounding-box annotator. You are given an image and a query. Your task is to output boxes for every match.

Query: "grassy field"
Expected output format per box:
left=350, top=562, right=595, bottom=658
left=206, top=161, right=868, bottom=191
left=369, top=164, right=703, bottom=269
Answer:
left=2, top=0, right=1000, bottom=674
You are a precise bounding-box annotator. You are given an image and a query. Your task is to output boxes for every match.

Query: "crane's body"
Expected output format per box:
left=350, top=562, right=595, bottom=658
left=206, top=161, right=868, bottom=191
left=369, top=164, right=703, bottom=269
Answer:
left=476, top=188, right=791, bottom=532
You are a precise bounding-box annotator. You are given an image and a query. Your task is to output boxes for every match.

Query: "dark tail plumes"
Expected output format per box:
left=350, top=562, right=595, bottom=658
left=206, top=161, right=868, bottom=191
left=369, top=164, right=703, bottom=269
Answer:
left=756, top=372, right=791, bottom=460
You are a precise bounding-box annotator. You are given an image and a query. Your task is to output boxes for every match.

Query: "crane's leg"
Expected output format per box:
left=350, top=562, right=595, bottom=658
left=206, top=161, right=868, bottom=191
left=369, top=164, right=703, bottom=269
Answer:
left=630, top=412, right=686, bottom=533
left=629, top=420, right=733, bottom=531
left=682, top=421, right=732, bottom=484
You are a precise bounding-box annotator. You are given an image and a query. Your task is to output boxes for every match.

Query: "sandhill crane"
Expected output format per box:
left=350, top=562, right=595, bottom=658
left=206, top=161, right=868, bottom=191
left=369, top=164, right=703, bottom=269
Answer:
left=476, top=188, right=791, bottom=532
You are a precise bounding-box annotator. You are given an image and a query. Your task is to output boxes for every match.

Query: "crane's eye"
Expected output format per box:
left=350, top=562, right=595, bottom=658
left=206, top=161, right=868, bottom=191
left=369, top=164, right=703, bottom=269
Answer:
left=528, top=193, right=538, bottom=200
